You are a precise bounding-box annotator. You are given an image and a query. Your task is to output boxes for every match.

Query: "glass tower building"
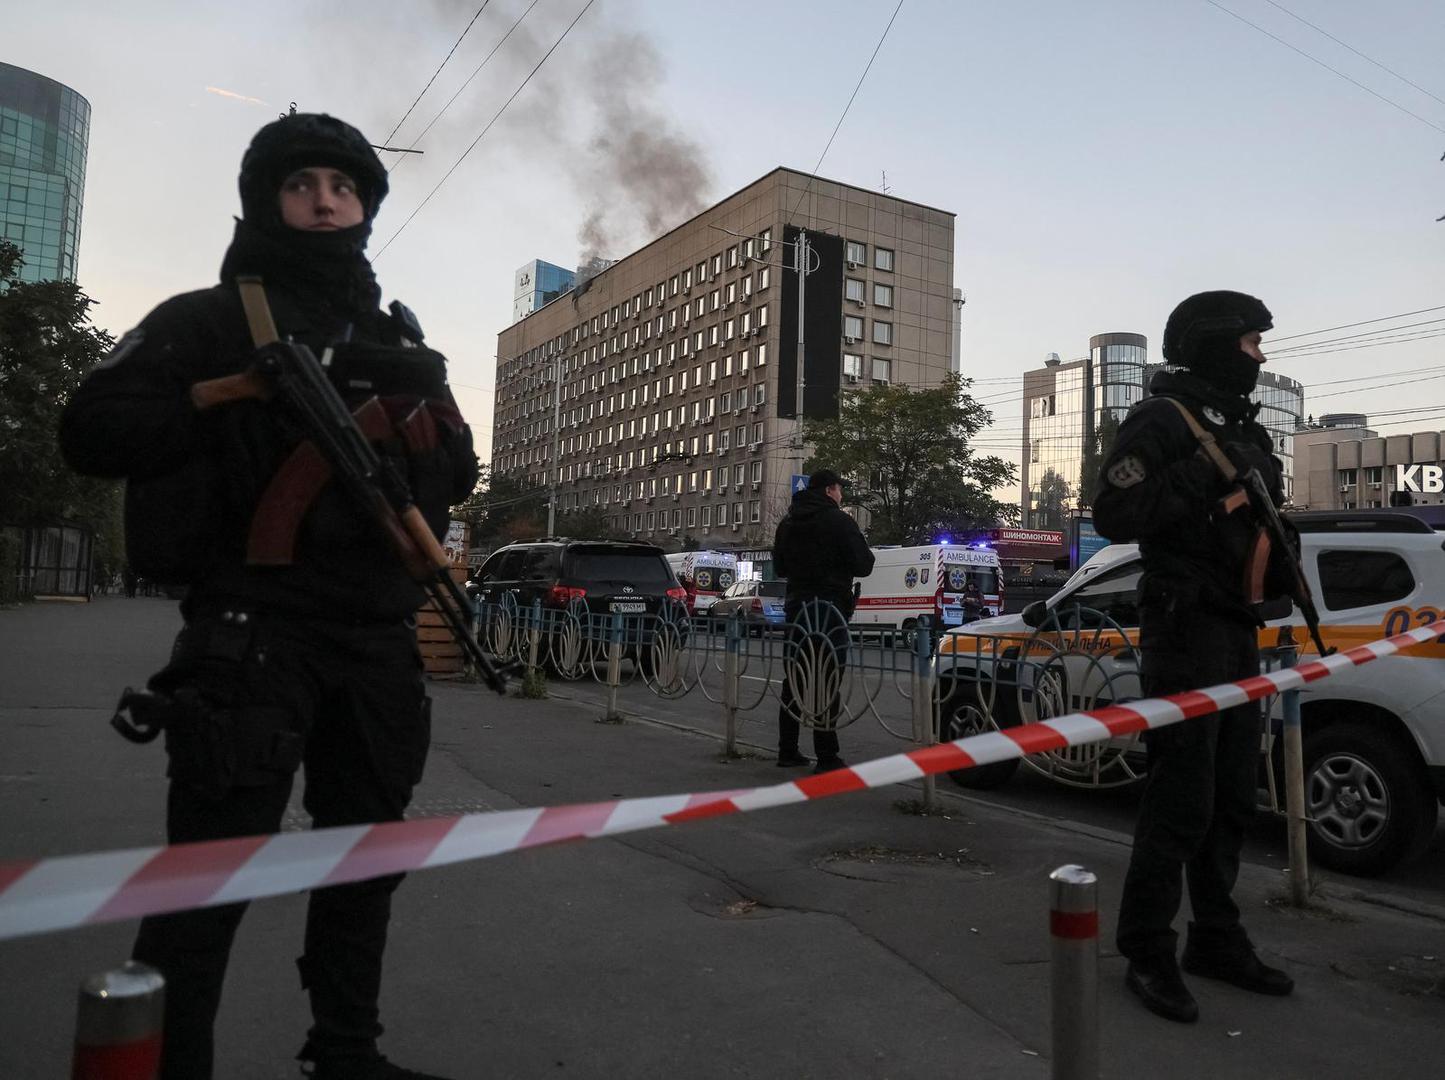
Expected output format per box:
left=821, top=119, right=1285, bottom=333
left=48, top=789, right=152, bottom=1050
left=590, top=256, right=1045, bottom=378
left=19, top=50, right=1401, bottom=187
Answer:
left=1020, top=333, right=1147, bottom=528
left=0, top=63, right=90, bottom=284
left=512, top=259, right=577, bottom=323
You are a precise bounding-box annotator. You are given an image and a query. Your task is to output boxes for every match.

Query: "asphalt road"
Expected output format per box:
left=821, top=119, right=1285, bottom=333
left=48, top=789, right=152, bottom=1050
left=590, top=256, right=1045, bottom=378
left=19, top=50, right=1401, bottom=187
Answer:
left=546, top=633, right=1445, bottom=910
left=3, top=597, right=1443, bottom=1079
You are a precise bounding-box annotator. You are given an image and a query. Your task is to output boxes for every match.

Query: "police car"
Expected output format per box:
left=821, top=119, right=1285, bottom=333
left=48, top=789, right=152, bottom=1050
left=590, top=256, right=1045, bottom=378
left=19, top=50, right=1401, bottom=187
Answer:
left=932, top=510, right=1445, bottom=877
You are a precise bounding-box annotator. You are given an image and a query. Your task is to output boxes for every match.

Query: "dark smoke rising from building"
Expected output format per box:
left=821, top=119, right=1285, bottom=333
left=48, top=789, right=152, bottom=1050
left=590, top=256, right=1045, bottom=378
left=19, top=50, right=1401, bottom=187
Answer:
left=575, top=31, right=712, bottom=269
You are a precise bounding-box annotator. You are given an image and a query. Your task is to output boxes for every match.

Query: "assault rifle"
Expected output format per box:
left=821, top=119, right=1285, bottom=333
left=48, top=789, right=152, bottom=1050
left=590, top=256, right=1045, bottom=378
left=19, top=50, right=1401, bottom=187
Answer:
left=1239, top=466, right=1335, bottom=660
left=189, top=277, right=517, bottom=693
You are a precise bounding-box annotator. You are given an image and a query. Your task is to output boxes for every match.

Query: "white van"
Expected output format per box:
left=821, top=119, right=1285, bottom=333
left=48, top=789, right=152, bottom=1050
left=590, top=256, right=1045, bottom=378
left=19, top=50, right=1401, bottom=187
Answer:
left=665, top=550, right=739, bottom=616
left=852, top=544, right=1003, bottom=632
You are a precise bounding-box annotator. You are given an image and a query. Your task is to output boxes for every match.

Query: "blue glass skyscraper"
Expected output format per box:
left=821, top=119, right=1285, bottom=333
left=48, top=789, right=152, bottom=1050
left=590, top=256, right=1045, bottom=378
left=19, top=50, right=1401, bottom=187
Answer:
left=0, top=62, right=90, bottom=283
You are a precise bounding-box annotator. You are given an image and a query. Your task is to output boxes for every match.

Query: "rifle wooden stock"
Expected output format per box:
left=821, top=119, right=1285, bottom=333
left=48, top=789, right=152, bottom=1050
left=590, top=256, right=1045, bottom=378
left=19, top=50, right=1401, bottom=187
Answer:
left=191, top=369, right=272, bottom=410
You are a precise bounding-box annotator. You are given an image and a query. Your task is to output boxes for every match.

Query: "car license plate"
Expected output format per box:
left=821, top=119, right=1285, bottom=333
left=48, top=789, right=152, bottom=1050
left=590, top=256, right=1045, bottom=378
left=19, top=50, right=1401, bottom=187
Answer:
left=609, top=601, right=646, bottom=613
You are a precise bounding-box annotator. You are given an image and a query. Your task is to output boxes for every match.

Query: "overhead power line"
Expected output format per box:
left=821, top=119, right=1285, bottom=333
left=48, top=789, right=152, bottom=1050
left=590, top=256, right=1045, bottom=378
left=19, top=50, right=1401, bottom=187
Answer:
left=1266, top=304, right=1445, bottom=343
left=1262, top=0, right=1445, bottom=110
left=387, top=0, right=545, bottom=176
left=1205, top=0, right=1445, bottom=136
left=374, top=0, right=595, bottom=259
left=783, top=0, right=905, bottom=228
left=384, top=1, right=493, bottom=144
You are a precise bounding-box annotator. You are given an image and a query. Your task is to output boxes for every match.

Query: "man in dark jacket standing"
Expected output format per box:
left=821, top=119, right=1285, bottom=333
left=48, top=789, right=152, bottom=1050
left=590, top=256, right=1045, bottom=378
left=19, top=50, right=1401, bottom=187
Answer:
left=59, top=114, right=472, bottom=1080
left=772, top=469, right=875, bottom=773
left=1094, top=290, right=1294, bottom=1024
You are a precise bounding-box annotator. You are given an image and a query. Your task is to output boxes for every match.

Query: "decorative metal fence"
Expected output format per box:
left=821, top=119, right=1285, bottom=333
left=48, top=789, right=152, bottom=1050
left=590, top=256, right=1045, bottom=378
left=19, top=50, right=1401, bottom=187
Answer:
left=472, top=596, right=1297, bottom=812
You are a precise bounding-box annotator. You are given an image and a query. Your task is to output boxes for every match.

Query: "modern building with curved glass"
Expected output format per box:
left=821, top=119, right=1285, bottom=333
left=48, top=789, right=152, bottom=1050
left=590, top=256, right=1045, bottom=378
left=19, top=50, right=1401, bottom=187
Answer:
left=1020, top=333, right=1148, bottom=527
left=0, top=62, right=90, bottom=283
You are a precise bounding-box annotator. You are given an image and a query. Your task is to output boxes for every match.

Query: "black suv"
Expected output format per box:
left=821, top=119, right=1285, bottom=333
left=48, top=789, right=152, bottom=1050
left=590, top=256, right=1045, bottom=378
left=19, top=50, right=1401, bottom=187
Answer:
left=470, top=538, right=685, bottom=621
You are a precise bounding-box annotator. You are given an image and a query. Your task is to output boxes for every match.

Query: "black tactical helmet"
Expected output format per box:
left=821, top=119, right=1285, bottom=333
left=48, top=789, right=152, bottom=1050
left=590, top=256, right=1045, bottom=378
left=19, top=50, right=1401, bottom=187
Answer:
left=238, top=113, right=388, bottom=223
left=1162, top=290, right=1273, bottom=367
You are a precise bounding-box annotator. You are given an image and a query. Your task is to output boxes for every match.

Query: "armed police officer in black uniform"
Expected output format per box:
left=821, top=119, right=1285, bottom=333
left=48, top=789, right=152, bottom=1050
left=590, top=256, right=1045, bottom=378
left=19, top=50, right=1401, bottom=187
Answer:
left=772, top=469, right=875, bottom=773
left=1094, top=291, right=1295, bottom=1023
left=60, top=113, right=476, bottom=1080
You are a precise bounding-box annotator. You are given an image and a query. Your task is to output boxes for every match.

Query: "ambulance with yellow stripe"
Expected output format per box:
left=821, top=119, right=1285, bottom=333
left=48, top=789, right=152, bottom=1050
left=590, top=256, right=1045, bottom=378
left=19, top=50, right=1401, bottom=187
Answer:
left=932, top=509, right=1445, bottom=877
left=852, top=543, right=1003, bottom=635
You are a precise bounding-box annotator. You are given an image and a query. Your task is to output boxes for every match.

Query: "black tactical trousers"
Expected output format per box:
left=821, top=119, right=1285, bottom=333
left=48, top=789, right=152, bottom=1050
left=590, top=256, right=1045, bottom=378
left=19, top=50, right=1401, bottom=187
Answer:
left=129, top=607, right=430, bottom=1080
left=777, top=598, right=850, bottom=761
left=1116, top=603, right=1260, bottom=964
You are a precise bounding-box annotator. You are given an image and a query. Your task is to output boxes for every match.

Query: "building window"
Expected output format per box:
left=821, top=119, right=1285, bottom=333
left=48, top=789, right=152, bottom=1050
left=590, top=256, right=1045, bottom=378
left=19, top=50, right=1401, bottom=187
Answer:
left=844, top=316, right=864, bottom=341
left=760, top=228, right=772, bottom=253
left=750, top=461, right=762, bottom=482
left=842, top=353, right=863, bottom=378
left=720, top=391, right=731, bottom=412
left=1338, top=468, right=1357, bottom=489
left=754, top=384, right=766, bottom=405
left=687, top=508, right=697, bottom=527
left=845, top=278, right=865, bottom=303
left=874, top=247, right=894, bottom=272
left=872, top=357, right=891, bottom=384
left=1364, top=466, right=1383, bottom=486
left=750, top=501, right=761, bottom=523
left=845, top=240, right=866, bottom=265
left=873, top=321, right=893, bottom=346
left=873, top=283, right=893, bottom=307
left=717, top=503, right=728, bottom=525
left=756, top=343, right=767, bottom=366
left=758, top=267, right=770, bottom=289
left=701, top=506, right=712, bottom=527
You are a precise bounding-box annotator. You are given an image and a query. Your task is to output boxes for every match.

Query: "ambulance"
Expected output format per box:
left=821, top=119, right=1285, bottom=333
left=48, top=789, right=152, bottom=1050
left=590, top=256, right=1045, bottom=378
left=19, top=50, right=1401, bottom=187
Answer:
left=931, top=509, right=1445, bottom=878
left=664, top=550, right=739, bottom=617
left=852, top=543, right=1003, bottom=633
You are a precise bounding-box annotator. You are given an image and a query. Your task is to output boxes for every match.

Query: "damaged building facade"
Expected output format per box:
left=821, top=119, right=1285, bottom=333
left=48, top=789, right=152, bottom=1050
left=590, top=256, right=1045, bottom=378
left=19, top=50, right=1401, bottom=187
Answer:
left=491, top=166, right=957, bottom=547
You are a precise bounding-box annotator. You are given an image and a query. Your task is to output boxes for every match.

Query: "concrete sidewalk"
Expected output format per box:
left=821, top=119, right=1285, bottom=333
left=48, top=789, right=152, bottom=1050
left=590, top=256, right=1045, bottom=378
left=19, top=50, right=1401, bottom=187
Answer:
left=1, top=598, right=1443, bottom=1078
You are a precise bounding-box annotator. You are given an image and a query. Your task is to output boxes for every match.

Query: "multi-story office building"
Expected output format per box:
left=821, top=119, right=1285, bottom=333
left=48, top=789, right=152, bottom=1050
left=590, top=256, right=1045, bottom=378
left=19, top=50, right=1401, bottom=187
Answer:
left=0, top=62, right=89, bottom=283
left=1020, top=337, right=1306, bottom=525
left=1290, top=415, right=1445, bottom=510
left=512, top=259, right=577, bottom=323
left=1020, top=333, right=1148, bottom=528
left=492, top=167, right=957, bottom=547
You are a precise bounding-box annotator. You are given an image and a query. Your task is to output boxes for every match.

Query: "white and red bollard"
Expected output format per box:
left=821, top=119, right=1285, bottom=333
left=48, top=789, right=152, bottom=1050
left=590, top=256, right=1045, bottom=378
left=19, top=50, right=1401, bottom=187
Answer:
left=71, top=961, right=165, bottom=1080
left=1049, top=864, right=1099, bottom=1080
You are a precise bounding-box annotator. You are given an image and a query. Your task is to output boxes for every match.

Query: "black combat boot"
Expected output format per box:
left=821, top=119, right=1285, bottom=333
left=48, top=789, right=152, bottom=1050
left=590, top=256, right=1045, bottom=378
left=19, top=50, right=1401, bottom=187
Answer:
left=300, top=1052, right=452, bottom=1079
left=1181, top=944, right=1294, bottom=996
left=1125, top=956, right=1199, bottom=1023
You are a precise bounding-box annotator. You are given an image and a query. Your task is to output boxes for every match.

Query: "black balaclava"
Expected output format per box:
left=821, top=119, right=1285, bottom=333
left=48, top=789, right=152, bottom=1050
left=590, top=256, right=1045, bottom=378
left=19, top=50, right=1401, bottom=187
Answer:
left=219, top=113, right=389, bottom=322
left=1162, top=290, right=1273, bottom=400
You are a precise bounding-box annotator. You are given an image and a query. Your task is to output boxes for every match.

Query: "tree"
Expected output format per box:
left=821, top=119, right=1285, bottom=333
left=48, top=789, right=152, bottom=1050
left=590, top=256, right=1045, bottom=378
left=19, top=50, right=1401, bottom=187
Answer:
left=801, top=373, right=1018, bottom=545
left=452, top=466, right=548, bottom=549
left=554, top=505, right=624, bottom=541
left=1031, top=468, right=1073, bottom=529
left=1078, top=411, right=1121, bottom=508
left=0, top=241, right=124, bottom=579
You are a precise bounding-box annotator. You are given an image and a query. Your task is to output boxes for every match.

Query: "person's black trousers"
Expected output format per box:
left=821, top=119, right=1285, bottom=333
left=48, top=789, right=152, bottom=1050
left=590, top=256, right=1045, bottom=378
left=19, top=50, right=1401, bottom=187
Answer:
left=1116, top=603, right=1260, bottom=963
left=776, top=598, right=851, bottom=761
left=130, top=610, right=429, bottom=1079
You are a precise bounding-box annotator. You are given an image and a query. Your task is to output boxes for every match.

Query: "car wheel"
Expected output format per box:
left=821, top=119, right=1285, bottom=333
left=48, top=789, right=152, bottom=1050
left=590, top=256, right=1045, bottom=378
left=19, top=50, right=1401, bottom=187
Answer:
left=938, top=675, right=1021, bottom=790
left=1303, top=721, right=1438, bottom=877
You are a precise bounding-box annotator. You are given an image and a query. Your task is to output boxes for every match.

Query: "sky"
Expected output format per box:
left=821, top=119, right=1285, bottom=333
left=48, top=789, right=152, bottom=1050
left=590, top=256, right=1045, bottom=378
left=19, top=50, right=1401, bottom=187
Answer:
left=8, top=0, right=1444, bottom=492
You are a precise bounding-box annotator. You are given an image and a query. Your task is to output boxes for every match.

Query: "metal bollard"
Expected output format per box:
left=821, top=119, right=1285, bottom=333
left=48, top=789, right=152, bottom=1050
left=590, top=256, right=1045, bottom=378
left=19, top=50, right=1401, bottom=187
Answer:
left=1278, top=634, right=1311, bottom=906
left=605, top=611, right=624, bottom=721
left=723, top=614, right=742, bottom=756
left=527, top=599, right=542, bottom=674
left=71, top=961, right=165, bottom=1080
left=1049, top=865, right=1099, bottom=1080
left=911, top=618, right=937, bottom=811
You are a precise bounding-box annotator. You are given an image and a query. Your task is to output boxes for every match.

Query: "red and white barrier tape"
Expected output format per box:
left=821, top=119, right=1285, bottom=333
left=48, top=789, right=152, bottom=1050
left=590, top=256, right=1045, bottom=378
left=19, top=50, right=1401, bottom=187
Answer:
left=2, top=621, right=1440, bottom=942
